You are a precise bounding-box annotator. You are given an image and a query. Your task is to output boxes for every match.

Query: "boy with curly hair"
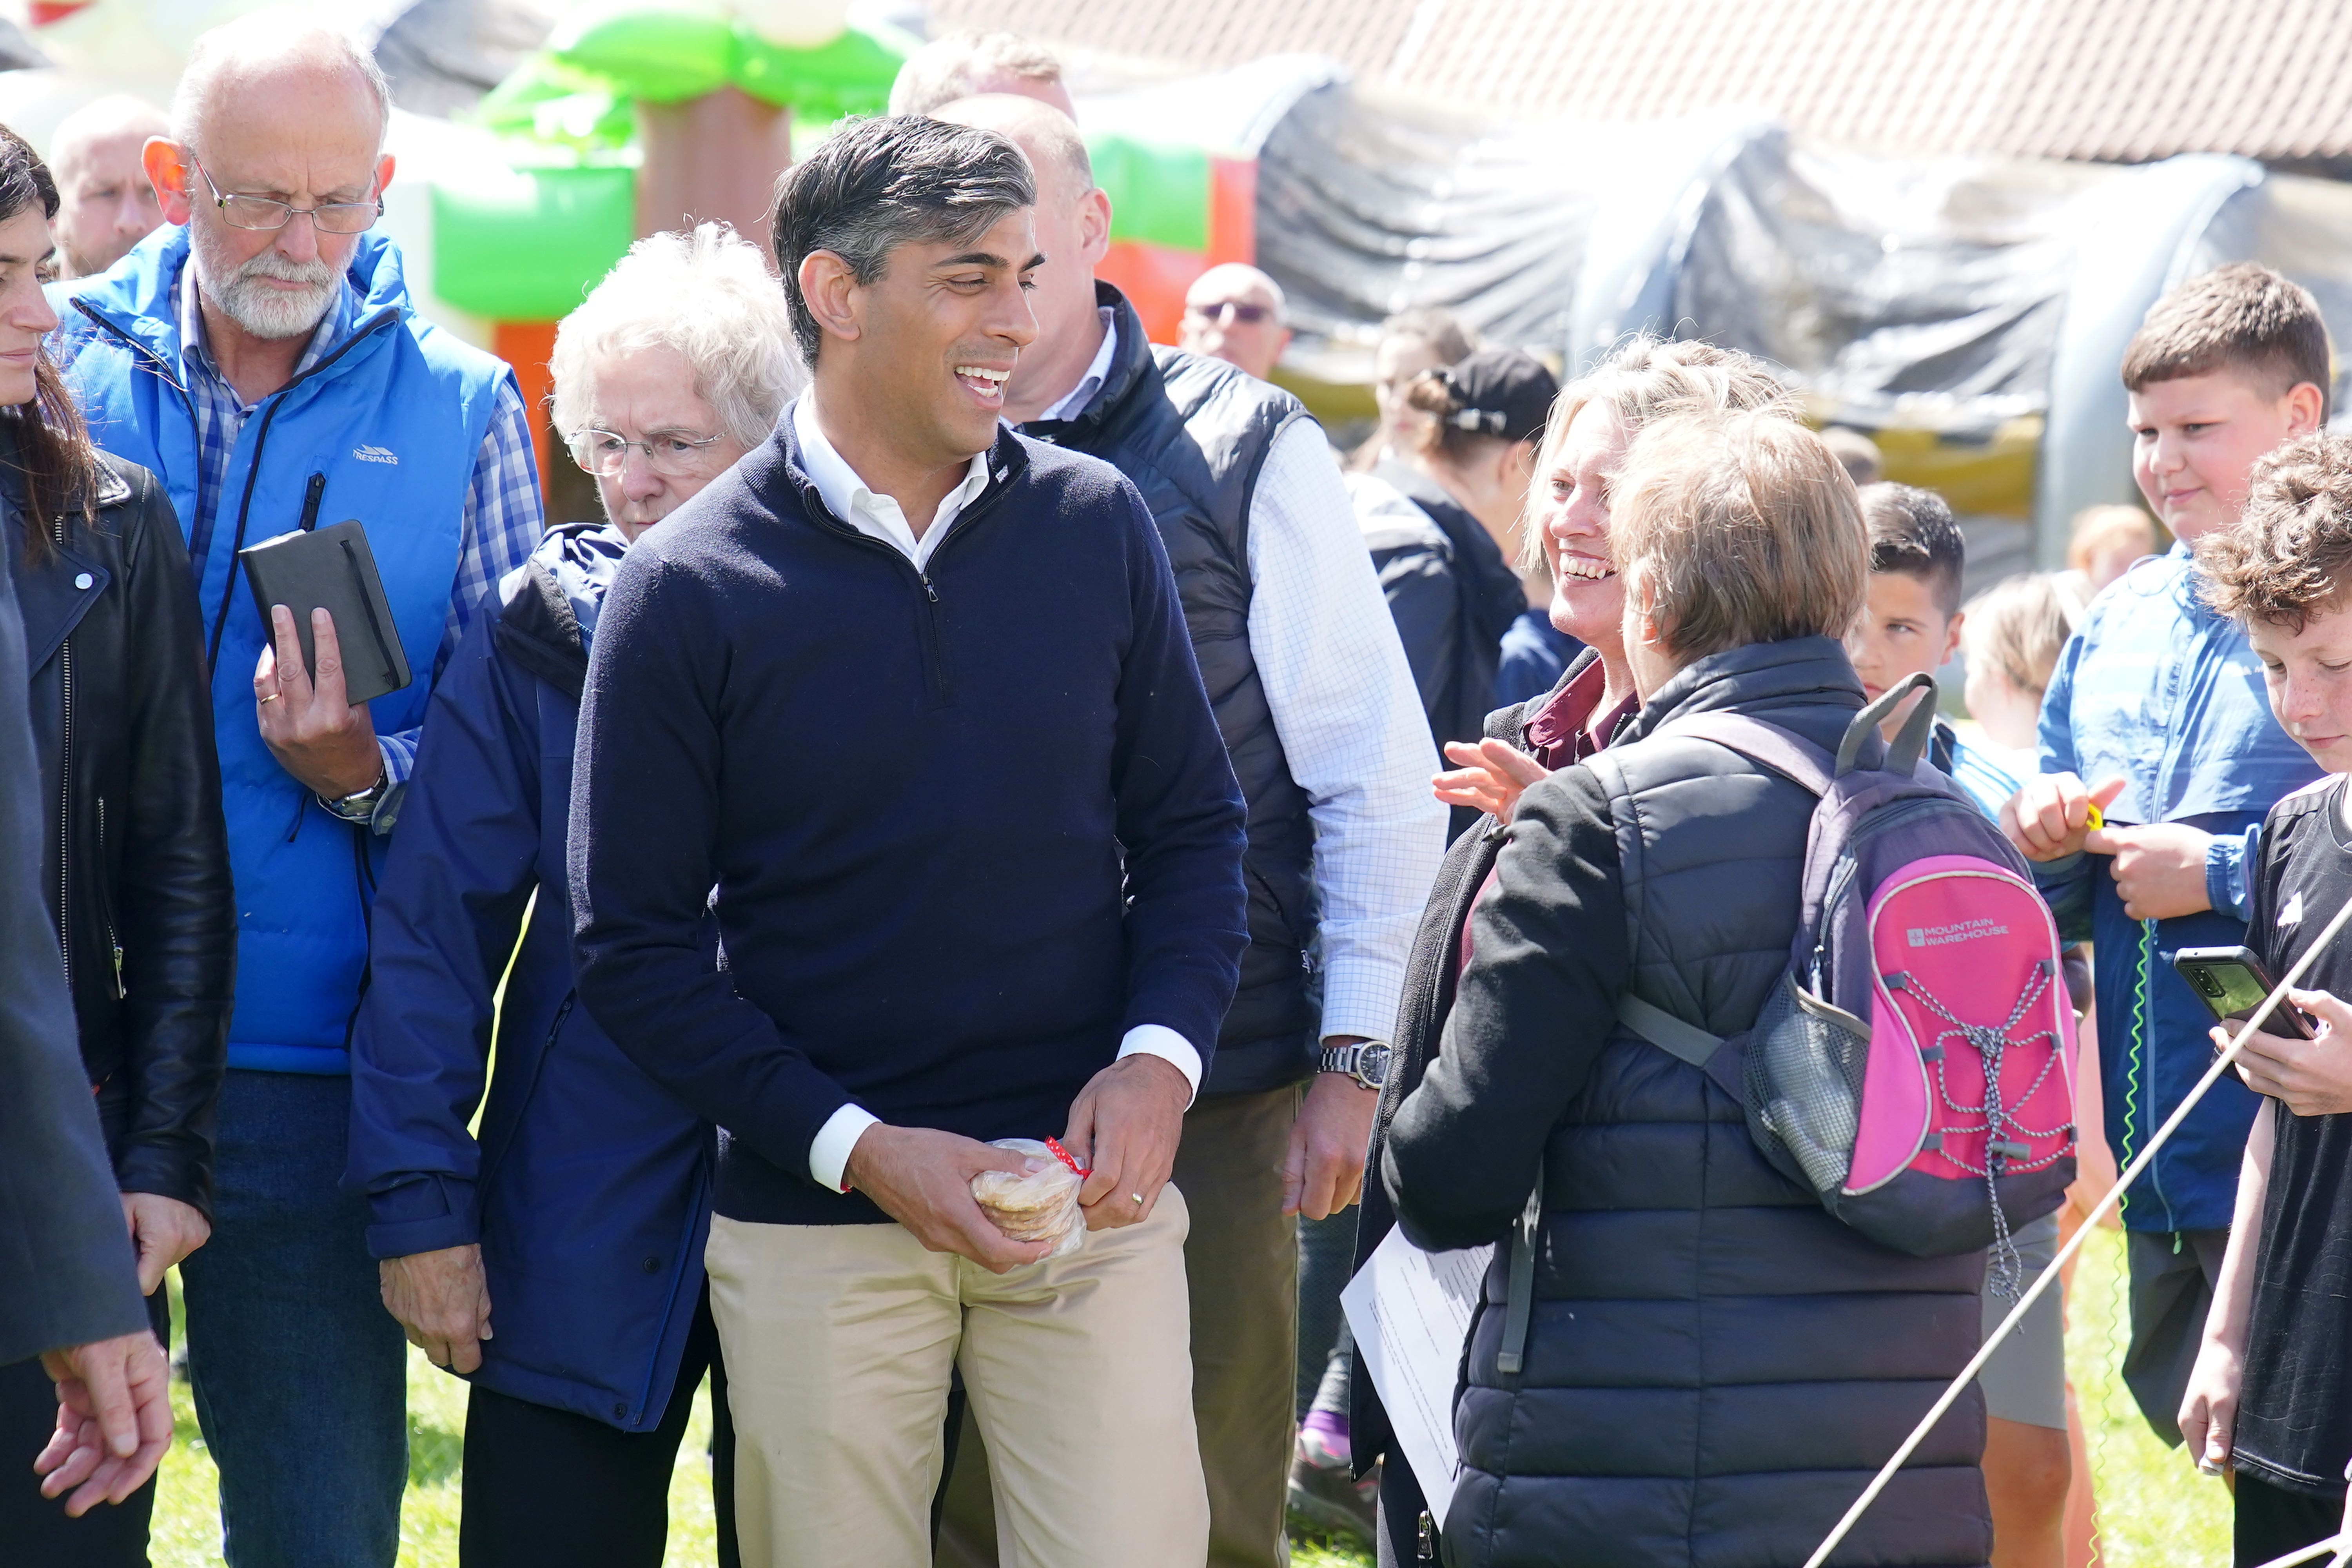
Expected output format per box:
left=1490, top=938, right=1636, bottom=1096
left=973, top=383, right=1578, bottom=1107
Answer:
left=2181, top=430, right=2352, bottom=1564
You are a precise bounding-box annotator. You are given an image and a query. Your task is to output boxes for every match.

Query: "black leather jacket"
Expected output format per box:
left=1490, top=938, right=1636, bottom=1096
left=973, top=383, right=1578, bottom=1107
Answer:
left=6, top=449, right=233, bottom=1217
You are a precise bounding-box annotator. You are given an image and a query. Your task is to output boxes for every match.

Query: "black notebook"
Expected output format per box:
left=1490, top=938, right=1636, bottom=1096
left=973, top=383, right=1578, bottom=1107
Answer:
left=238, top=519, right=413, bottom=706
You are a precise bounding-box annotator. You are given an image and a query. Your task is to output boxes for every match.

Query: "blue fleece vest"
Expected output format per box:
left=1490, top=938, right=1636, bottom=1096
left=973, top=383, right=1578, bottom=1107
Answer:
left=54, top=227, right=506, bottom=1073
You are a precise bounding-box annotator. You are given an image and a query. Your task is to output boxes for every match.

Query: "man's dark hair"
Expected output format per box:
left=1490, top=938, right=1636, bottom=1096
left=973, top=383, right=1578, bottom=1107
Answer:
left=2122, top=262, right=2333, bottom=416
left=769, top=115, right=1036, bottom=365
left=0, top=123, right=100, bottom=563
left=1860, top=481, right=1965, bottom=616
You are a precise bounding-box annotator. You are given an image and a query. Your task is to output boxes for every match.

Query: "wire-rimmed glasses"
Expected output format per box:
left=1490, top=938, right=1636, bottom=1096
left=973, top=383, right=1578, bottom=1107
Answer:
left=567, top=427, right=729, bottom=478
left=191, top=158, right=382, bottom=234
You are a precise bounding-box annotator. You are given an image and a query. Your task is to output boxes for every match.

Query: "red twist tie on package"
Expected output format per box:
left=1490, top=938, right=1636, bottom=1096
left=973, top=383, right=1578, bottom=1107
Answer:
left=1044, top=1136, right=1091, bottom=1179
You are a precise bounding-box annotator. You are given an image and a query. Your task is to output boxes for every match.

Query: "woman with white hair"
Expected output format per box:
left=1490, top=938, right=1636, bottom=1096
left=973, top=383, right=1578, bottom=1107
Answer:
left=345, top=222, right=800, bottom=1568
left=548, top=222, right=806, bottom=538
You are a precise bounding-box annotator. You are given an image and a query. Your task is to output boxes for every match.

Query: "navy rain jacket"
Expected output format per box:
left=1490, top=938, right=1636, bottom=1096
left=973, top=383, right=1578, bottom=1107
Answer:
left=346, top=524, right=713, bottom=1432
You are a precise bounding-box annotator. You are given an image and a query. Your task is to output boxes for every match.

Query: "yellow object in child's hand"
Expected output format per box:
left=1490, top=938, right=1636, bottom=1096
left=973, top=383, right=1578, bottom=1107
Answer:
left=2084, top=801, right=2103, bottom=830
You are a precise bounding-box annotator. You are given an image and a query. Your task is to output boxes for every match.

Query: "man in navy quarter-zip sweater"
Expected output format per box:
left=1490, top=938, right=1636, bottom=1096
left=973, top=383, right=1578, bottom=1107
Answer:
left=568, top=116, right=1249, bottom=1568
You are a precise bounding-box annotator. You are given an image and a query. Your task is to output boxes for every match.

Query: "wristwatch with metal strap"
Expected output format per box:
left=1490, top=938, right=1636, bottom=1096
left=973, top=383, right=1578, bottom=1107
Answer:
left=320, top=765, right=388, bottom=825
left=1318, top=1039, right=1393, bottom=1091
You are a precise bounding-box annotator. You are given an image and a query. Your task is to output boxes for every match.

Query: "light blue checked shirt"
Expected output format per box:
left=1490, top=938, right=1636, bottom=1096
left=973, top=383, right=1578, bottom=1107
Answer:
left=176, top=274, right=544, bottom=826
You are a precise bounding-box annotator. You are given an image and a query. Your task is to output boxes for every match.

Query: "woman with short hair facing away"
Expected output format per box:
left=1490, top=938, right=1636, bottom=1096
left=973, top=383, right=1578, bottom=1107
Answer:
left=1352, top=337, right=1798, bottom=1563
left=345, top=222, right=800, bottom=1567
left=1384, top=407, right=1992, bottom=1568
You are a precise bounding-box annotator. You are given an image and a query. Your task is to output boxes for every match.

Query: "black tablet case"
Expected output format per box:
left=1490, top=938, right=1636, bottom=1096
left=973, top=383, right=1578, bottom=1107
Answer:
left=238, top=519, right=413, bottom=706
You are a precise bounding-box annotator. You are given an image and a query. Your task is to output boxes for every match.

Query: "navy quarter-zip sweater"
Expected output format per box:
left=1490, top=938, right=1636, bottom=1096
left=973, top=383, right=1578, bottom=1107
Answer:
left=569, top=422, right=1251, bottom=1225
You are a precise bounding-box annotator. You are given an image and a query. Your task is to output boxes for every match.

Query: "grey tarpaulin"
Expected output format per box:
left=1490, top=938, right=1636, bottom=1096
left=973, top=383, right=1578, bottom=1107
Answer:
left=1242, top=69, right=2352, bottom=553
left=1256, top=79, right=1597, bottom=367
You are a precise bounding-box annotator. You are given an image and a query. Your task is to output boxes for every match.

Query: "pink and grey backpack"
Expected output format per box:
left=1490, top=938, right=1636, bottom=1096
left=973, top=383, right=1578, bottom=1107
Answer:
left=1616, top=673, right=2078, bottom=1292
left=1495, top=679, right=2077, bottom=1372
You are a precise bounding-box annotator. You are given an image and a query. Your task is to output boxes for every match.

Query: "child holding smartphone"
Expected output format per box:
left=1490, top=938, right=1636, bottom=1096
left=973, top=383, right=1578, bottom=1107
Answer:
left=2181, top=429, right=2352, bottom=1565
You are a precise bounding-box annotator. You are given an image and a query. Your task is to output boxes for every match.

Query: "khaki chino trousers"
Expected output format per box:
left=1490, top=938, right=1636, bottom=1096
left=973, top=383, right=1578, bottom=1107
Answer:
left=937, top=1086, right=1303, bottom=1568
left=707, top=1188, right=1208, bottom=1568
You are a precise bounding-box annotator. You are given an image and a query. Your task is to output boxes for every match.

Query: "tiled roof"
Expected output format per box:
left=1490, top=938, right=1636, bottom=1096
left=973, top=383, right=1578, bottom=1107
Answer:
left=925, top=0, right=2352, bottom=163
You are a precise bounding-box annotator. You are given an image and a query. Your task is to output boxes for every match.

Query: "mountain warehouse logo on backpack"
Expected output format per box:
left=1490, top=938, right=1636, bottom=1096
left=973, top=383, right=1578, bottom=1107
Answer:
left=352, top=445, right=398, bottom=465
left=1906, top=918, right=2009, bottom=948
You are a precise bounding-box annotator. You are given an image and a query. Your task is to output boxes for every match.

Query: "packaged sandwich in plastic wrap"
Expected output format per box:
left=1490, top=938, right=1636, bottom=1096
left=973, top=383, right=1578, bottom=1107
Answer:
left=970, top=1137, right=1087, bottom=1259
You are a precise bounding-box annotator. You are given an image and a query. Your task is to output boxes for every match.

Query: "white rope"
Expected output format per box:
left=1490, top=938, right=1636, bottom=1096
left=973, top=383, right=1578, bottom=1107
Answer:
left=1801, top=888, right=2352, bottom=1568
left=2248, top=1531, right=2349, bottom=1568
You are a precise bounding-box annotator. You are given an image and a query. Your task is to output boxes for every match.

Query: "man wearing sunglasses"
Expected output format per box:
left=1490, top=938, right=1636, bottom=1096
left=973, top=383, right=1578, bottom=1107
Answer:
left=1178, top=263, right=1294, bottom=384
left=50, top=15, right=544, bottom=1566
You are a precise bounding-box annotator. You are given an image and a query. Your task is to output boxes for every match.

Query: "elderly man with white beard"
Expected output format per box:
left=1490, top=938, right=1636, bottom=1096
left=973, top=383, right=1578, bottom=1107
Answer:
left=49, top=11, right=545, bottom=1565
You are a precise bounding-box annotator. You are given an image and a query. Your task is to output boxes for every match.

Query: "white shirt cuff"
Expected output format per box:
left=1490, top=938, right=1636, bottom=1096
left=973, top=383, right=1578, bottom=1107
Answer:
left=808, top=1102, right=882, bottom=1194
left=1118, top=1024, right=1201, bottom=1107
left=1318, top=965, right=1410, bottom=1047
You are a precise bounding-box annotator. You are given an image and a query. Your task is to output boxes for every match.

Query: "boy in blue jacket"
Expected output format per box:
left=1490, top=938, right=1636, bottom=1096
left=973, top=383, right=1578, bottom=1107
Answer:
left=2002, top=263, right=2328, bottom=1446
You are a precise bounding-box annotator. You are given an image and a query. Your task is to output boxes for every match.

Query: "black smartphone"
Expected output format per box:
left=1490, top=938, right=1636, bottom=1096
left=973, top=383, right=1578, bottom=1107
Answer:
left=2173, top=946, right=2319, bottom=1040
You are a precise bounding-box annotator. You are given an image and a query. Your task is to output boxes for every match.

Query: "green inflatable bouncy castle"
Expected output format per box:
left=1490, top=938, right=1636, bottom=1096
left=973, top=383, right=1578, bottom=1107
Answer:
left=428, top=1, right=1251, bottom=343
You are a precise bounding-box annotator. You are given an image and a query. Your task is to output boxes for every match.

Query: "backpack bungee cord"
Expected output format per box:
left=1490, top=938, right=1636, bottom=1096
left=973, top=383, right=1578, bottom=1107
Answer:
left=1891, top=962, right=2072, bottom=1298
left=1802, top=886, right=2352, bottom=1568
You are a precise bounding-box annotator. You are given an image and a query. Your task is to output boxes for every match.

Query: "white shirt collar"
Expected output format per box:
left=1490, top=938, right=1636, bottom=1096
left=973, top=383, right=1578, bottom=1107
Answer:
left=791, top=392, right=993, bottom=570
left=1035, top=307, right=1120, bottom=425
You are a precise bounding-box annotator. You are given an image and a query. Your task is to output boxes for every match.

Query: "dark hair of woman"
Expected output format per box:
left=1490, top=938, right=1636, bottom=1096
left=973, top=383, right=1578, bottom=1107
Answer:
left=0, top=123, right=102, bottom=563
left=1404, top=365, right=1506, bottom=465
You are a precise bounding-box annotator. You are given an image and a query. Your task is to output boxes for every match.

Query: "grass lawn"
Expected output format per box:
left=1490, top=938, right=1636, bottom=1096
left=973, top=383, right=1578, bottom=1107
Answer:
left=2067, top=1223, right=2230, bottom=1565
left=140, top=1223, right=2217, bottom=1566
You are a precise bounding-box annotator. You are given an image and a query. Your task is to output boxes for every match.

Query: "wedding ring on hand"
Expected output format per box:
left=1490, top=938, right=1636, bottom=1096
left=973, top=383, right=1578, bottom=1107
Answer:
left=1131, top=1192, right=1144, bottom=1207
left=259, top=692, right=280, bottom=704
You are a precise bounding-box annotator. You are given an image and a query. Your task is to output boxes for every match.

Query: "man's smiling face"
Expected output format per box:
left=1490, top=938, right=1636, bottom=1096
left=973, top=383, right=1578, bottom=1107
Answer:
left=854, top=207, right=1042, bottom=464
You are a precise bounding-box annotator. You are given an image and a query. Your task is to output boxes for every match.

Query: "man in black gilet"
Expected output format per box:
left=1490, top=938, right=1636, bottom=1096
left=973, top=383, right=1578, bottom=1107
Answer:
left=928, top=94, right=1445, bottom=1568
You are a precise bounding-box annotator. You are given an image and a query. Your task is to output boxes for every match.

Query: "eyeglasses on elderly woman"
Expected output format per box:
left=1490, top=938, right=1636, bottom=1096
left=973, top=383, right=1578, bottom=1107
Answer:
left=566, top=426, right=730, bottom=477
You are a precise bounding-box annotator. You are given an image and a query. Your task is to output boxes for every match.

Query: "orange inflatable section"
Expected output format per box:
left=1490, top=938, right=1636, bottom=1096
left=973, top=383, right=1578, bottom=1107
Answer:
left=1097, top=157, right=1258, bottom=345
left=493, top=321, right=560, bottom=509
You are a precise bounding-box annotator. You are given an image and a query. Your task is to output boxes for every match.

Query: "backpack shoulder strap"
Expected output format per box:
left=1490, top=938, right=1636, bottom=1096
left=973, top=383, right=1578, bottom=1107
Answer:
left=1656, top=712, right=1835, bottom=797
left=1616, top=992, right=1723, bottom=1068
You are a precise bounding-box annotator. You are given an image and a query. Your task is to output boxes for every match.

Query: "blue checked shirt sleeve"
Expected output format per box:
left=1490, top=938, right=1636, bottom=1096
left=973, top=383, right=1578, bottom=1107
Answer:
left=370, top=378, right=546, bottom=826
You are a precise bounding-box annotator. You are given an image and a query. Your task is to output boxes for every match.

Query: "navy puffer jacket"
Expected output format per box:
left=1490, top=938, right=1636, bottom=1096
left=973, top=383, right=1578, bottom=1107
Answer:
left=347, top=524, right=713, bottom=1432
left=1387, top=638, right=1991, bottom=1568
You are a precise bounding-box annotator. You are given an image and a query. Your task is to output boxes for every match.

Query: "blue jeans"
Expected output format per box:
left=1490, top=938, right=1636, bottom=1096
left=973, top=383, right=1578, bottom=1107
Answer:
left=180, top=1069, right=406, bottom=1567
left=1296, top=1209, right=1356, bottom=1417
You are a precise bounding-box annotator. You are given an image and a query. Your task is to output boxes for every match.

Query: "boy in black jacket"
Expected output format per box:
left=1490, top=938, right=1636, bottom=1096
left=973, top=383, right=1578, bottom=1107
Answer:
left=567, top=117, right=1249, bottom=1568
left=2183, top=430, right=2352, bottom=1565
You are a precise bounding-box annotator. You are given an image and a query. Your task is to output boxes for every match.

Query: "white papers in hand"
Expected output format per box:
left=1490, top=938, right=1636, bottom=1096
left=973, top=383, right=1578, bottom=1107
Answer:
left=1340, top=1227, right=1494, bottom=1531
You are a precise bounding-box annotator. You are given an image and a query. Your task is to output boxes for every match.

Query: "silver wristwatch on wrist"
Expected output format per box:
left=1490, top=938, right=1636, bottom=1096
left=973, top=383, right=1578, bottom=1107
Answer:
left=1318, top=1039, right=1394, bottom=1091
left=320, top=768, right=388, bottom=825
